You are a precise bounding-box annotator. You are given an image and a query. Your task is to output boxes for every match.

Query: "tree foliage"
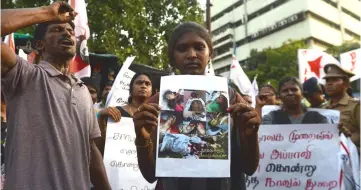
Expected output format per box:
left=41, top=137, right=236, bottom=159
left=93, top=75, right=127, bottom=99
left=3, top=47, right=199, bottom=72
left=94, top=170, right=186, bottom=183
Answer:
left=243, top=40, right=360, bottom=89
left=1, top=0, right=51, bottom=35
left=87, top=0, right=204, bottom=69
left=2, top=0, right=204, bottom=69
left=244, top=40, right=308, bottom=88
left=326, top=41, right=360, bottom=59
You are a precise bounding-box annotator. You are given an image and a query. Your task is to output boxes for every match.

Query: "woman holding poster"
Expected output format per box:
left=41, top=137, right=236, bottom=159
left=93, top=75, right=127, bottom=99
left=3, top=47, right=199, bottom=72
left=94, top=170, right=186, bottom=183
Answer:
left=97, top=73, right=153, bottom=155
left=133, top=22, right=261, bottom=190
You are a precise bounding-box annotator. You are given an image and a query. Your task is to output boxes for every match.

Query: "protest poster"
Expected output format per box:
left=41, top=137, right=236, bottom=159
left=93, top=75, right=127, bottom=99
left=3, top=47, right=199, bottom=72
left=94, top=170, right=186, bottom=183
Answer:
left=261, top=105, right=280, bottom=117
left=156, top=75, right=231, bottom=178
left=340, top=48, right=360, bottom=82
left=246, top=124, right=340, bottom=190
left=339, top=134, right=360, bottom=190
left=308, top=108, right=340, bottom=124
left=103, top=118, right=157, bottom=190
left=261, top=105, right=340, bottom=124
left=106, top=56, right=136, bottom=107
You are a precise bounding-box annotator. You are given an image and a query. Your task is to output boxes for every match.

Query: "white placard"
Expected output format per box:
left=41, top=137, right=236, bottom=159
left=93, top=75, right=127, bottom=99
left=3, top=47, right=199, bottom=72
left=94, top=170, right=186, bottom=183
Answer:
left=308, top=108, right=340, bottom=124
left=261, top=105, right=280, bottom=117
left=103, top=118, right=157, bottom=190
left=246, top=124, right=340, bottom=190
left=106, top=56, right=136, bottom=107
left=108, top=70, right=136, bottom=107
left=340, top=49, right=361, bottom=82
left=156, top=75, right=231, bottom=177
left=261, top=105, right=340, bottom=124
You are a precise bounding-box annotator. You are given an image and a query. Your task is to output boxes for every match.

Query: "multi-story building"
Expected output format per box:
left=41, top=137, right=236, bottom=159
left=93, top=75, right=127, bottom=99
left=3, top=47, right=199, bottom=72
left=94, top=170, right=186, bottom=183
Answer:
left=211, top=0, right=361, bottom=76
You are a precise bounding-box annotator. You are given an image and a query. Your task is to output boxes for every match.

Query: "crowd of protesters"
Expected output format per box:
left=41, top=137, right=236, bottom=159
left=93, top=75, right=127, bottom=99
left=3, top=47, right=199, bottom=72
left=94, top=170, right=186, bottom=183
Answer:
left=1, top=1, right=359, bottom=190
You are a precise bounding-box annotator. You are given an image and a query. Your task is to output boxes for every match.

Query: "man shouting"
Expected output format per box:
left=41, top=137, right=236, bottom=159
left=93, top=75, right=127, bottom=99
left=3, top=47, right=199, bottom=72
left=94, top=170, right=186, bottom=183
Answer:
left=1, top=2, right=110, bottom=190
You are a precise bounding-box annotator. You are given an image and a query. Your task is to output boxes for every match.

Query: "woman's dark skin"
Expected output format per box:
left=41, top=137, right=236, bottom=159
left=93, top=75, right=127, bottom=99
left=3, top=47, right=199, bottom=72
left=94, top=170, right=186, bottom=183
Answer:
left=279, top=81, right=304, bottom=118
left=133, top=30, right=261, bottom=183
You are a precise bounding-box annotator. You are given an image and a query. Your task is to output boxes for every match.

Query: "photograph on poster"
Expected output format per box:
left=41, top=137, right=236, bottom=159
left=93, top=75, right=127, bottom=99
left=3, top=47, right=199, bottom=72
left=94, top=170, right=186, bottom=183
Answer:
left=160, top=89, right=184, bottom=112
left=158, top=89, right=229, bottom=160
left=182, top=90, right=206, bottom=121
left=155, top=75, right=231, bottom=178
left=206, top=91, right=229, bottom=113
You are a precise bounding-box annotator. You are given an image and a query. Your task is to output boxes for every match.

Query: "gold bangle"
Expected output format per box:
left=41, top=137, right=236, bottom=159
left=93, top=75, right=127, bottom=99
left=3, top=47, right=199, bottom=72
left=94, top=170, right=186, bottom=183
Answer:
left=135, top=139, right=152, bottom=148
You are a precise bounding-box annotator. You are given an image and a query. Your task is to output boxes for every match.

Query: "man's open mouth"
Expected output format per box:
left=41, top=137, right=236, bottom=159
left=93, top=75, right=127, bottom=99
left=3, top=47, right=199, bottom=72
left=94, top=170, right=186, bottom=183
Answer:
left=60, top=39, right=74, bottom=46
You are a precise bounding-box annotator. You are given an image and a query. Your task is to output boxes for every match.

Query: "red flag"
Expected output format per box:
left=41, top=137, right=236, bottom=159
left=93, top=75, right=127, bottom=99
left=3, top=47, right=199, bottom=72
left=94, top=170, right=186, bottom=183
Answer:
left=68, top=0, right=91, bottom=78
left=298, top=49, right=340, bottom=84
left=340, top=49, right=360, bottom=81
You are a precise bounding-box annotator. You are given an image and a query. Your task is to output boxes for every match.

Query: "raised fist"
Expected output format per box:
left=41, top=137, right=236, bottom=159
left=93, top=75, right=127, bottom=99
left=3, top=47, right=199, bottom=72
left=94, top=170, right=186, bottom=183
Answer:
left=48, top=1, right=77, bottom=23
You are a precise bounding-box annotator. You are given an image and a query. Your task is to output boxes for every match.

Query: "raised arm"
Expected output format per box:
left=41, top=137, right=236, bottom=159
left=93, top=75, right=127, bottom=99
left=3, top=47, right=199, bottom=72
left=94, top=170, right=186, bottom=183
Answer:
left=1, top=2, right=76, bottom=36
left=1, top=42, right=17, bottom=76
left=133, top=103, right=160, bottom=183
left=228, top=93, right=260, bottom=176
left=1, top=2, right=76, bottom=75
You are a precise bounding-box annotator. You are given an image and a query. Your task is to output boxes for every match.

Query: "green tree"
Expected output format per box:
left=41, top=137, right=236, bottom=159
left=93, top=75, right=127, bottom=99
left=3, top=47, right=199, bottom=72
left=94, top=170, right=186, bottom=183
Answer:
left=326, top=41, right=360, bottom=59
left=2, top=0, right=204, bottom=69
left=244, top=40, right=308, bottom=88
left=327, top=41, right=361, bottom=90
left=1, top=0, right=51, bottom=35
left=87, top=0, right=204, bottom=69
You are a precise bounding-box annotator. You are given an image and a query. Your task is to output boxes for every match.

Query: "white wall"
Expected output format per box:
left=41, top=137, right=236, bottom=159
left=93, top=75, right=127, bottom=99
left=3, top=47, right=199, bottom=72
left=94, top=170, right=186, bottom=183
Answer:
left=329, top=0, right=361, bottom=17
left=306, top=0, right=361, bottom=35
left=211, top=0, right=237, bottom=17
left=212, top=0, right=307, bottom=33
left=308, top=17, right=355, bottom=46
left=213, top=55, right=233, bottom=70
left=245, top=0, right=308, bottom=38
left=211, top=0, right=361, bottom=76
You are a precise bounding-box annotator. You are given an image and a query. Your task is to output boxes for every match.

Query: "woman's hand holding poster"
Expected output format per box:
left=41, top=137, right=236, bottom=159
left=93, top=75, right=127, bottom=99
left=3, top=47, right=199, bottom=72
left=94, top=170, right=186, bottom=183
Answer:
left=156, top=75, right=231, bottom=178
left=103, top=118, right=157, bottom=190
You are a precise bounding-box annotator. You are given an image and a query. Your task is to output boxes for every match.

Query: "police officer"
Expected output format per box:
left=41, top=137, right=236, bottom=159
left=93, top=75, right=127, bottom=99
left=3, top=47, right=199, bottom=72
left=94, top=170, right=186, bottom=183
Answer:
left=323, top=63, right=360, bottom=152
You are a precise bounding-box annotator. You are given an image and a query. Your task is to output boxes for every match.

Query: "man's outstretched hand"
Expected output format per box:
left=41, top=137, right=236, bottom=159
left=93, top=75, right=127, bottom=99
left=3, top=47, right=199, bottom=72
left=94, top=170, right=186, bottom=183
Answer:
left=48, top=1, right=77, bottom=23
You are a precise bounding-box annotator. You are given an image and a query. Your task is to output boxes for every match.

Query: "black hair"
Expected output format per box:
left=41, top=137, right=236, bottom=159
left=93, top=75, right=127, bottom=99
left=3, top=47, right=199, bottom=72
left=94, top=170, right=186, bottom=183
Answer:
left=163, top=90, right=177, bottom=109
left=217, top=94, right=228, bottom=112
left=163, top=90, right=184, bottom=110
left=81, top=77, right=98, bottom=93
left=302, top=77, right=322, bottom=96
left=191, top=92, right=199, bottom=98
left=163, top=90, right=174, bottom=100
left=167, top=22, right=213, bottom=67
left=33, top=21, right=75, bottom=51
left=278, top=76, right=302, bottom=93
left=102, top=80, right=114, bottom=92
left=188, top=99, right=205, bottom=112
left=260, top=84, right=277, bottom=95
left=128, top=73, right=152, bottom=104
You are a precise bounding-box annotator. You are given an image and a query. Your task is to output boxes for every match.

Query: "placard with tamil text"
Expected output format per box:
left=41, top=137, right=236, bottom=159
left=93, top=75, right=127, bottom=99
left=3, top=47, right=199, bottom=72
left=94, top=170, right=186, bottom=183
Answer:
left=246, top=124, right=339, bottom=190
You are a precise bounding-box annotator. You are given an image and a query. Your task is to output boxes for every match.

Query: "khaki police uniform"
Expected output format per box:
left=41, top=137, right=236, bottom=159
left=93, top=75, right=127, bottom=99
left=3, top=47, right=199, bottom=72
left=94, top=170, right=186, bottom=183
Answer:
left=323, top=64, right=360, bottom=150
